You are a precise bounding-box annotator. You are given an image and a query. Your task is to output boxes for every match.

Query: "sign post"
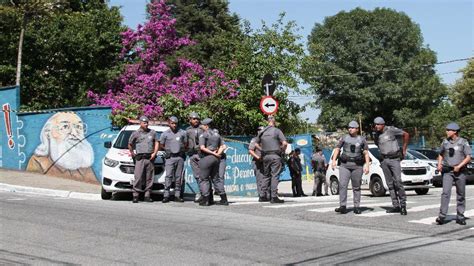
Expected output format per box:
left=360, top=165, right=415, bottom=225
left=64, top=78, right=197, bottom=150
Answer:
left=261, top=73, right=276, bottom=96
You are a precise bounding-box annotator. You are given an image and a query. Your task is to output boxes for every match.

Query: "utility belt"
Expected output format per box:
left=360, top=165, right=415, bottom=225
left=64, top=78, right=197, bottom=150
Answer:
left=165, top=152, right=185, bottom=159
left=381, top=151, right=402, bottom=160
left=135, top=153, right=151, bottom=161
left=262, top=150, right=282, bottom=157
left=199, top=149, right=217, bottom=158
left=442, top=165, right=466, bottom=173
left=339, top=154, right=365, bottom=165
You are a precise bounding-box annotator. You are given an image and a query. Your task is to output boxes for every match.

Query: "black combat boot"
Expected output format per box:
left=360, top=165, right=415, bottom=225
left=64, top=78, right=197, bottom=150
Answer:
left=435, top=217, right=445, bottom=225
left=144, top=197, right=153, bottom=203
left=335, top=206, right=347, bottom=214
left=216, top=194, right=229, bottom=206
left=174, top=197, right=184, bottom=203
left=353, top=207, right=361, bottom=214
left=456, top=216, right=466, bottom=225
left=132, top=196, right=139, bottom=203
left=209, top=190, right=215, bottom=205
left=386, top=206, right=401, bottom=213
left=400, top=206, right=407, bottom=215
left=199, top=196, right=210, bottom=206
left=162, top=197, right=170, bottom=203
left=258, top=196, right=269, bottom=202
left=194, top=194, right=203, bottom=203
left=270, top=197, right=284, bottom=204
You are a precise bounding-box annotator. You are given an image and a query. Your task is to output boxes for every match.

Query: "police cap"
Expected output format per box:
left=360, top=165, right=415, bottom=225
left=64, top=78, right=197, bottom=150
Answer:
left=139, top=116, right=149, bottom=122
left=446, top=122, right=460, bottom=131
left=348, top=121, right=359, bottom=128
left=201, top=118, right=213, bottom=125
left=374, top=117, right=385, bottom=125
left=189, top=112, right=200, bottom=119
left=169, top=116, right=178, bottom=123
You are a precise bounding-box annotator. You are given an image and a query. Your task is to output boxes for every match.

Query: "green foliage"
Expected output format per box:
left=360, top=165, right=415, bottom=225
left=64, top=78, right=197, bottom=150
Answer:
left=301, top=8, right=446, bottom=132
left=451, top=59, right=474, bottom=140
left=0, top=0, right=124, bottom=109
left=424, top=102, right=461, bottom=147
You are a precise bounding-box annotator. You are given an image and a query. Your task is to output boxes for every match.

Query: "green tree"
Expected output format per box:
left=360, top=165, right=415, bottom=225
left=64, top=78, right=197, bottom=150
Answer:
left=301, top=8, right=446, bottom=132
left=451, top=59, right=474, bottom=140
left=0, top=0, right=124, bottom=109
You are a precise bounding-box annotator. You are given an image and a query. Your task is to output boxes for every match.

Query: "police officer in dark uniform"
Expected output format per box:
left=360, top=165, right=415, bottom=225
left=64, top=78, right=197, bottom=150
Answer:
left=331, top=121, right=370, bottom=214
left=312, top=147, right=328, bottom=196
left=435, top=122, right=472, bottom=225
left=256, top=115, right=288, bottom=204
left=186, top=112, right=204, bottom=203
left=159, top=116, right=188, bottom=203
left=249, top=126, right=265, bottom=200
left=198, top=118, right=228, bottom=206
left=289, top=148, right=306, bottom=197
left=373, top=117, right=410, bottom=215
left=128, top=116, right=159, bottom=203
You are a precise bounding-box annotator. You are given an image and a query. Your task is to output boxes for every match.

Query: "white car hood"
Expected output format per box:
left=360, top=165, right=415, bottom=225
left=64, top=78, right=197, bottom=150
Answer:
left=105, top=148, right=165, bottom=164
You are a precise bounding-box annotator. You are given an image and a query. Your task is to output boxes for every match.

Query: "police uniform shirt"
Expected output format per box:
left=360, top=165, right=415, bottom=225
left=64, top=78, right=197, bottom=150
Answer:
left=440, top=137, right=472, bottom=167
left=255, top=126, right=286, bottom=152
left=312, top=153, right=326, bottom=171
left=129, top=128, right=157, bottom=154
left=186, top=125, right=202, bottom=153
left=199, top=129, right=223, bottom=151
left=376, top=126, right=403, bottom=155
left=159, top=129, right=187, bottom=154
left=336, top=135, right=368, bottom=159
left=249, top=137, right=262, bottom=158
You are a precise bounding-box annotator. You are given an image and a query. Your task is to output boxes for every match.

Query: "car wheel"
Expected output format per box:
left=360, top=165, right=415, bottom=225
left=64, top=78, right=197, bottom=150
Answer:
left=101, top=187, right=112, bottom=200
left=370, top=175, right=386, bottom=197
left=415, top=188, right=429, bottom=195
left=330, top=176, right=339, bottom=195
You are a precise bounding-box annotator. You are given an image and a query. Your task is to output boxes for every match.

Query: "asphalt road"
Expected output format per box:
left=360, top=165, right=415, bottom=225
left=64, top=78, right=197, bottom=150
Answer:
left=1, top=186, right=473, bottom=265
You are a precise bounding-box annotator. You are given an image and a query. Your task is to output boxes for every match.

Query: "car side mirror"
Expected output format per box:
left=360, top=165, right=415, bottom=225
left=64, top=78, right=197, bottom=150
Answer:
left=104, top=141, right=112, bottom=148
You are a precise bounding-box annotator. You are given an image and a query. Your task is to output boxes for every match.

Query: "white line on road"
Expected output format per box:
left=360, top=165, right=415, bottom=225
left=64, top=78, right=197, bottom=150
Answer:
left=358, top=204, right=454, bottom=217
left=307, top=201, right=415, bottom=213
left=6, top=198, right=26, bottom=201
left=264, top=200, right=378, bottom=209
left=409, top=209, right=474, bottom=225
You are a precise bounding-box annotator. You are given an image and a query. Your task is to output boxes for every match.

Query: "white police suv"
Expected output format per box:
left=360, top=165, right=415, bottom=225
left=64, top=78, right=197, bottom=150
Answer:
left=101, top=123, right=171, bottom=200
left=326, top=144, right=433, bottom=197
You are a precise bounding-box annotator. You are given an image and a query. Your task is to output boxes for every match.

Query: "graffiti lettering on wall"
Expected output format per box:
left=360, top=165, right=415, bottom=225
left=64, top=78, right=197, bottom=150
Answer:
left=26, top=112, right=98, bottom=183
left=2, top=103, right=15, bottom=149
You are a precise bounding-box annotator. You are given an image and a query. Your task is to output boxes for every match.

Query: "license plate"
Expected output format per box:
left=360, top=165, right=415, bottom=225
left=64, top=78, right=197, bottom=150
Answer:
left=412, top=178, right=423, bottom=183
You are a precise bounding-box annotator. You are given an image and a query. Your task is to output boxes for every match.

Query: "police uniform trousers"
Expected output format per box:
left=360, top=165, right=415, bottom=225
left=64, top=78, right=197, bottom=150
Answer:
left=189, top=153, right=202, bottom=193
left=218, top=154, right=227, bottom=185
left=199, top=155, right=225, bottom=197
left=133, top=157, right=154, bottom=198
left=291, top=171, right=304, bottom=196
left=380, top=158, right=407, bottom=208
left=164, top=156, right=185, bottom=198
left=339, top=164, right=363, bottom=207
left=313, top=170, right=328, bottom=195
left=262, top=154, right=282, bottom=198
left=439, top=171, right=466, bottom=219
left=252, top=160, right=265, bottom=197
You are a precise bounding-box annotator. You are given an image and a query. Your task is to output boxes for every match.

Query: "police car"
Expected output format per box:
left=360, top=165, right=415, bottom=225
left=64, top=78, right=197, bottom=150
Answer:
left=326, top=144, right=433, bottom=197
left=100, top=122, right=177, bottom=200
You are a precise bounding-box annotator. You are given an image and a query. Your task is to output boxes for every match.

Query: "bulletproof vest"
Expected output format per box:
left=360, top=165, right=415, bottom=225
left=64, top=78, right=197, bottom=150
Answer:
left=442, top=137, right=468, bottom=166
left=376, top=126, right=400, bottom=155
left=259, top=126, right=281, bottom=152
left=205, top=129, right=221, bottom=151
left=164, top=129, right=186, bottom=154
left=133, top=129, right=156, bottom=154
left=186, top=125, right=202, bottom=152
left=342, top=135, right=363, bottom=158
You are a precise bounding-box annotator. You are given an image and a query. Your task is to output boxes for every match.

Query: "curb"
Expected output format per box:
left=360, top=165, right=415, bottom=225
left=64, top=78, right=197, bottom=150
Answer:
left=0, top=183, right=101, bottom=201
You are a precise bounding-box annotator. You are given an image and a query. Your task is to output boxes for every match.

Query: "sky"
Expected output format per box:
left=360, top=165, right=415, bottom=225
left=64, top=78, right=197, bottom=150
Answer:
left=108, top=0, right=473, bottom=123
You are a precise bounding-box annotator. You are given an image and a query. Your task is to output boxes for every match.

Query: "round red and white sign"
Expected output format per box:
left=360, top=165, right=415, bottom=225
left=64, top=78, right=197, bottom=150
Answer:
left=259, top=96, right=279, bottom=115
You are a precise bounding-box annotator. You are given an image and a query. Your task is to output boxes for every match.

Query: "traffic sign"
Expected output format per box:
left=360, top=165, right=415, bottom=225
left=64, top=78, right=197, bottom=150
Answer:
left=261, top=73, right=276, bottom=96
left=259, top=96, right=279, bottom=115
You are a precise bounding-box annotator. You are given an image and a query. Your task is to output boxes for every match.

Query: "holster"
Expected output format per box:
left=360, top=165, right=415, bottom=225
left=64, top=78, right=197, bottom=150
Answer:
left=135, top=153, right=151, bottom=161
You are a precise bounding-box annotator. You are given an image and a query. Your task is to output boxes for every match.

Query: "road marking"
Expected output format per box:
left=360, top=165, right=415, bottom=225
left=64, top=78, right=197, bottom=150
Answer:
left=231, top=202, right=265, bottom=205
left=409, top=209, right=474, bottom=225
left=358, top=204, right=454, bottom=217
left=6, top=198, right=26, bottom=201
left=264, top=200, right=378, bottom=209
left=308, top=201, right=413, bottom=212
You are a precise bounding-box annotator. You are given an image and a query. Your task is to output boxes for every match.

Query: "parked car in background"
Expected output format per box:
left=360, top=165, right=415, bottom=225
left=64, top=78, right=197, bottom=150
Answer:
left=326, top=144, right=433, bottom=197
left=413, top=148, right=440, bottom=160
left=100, top=123, right=181, bottom=200
left=406, top=149, right=442, bottom=187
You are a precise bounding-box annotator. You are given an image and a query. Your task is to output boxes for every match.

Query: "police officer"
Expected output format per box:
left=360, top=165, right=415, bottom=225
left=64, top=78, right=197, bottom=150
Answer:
left=373, top=117, right=410, bottom=215
left=128, top=116, right=159, bottom=203
left=331, top=121, right=370, bottom=214
left=289, top=148, right=306, bottom=197
left=249, top=126, right=265, bottom=200
left=256, top=115, right=288, bottom=203
left=186, top=112, right=204, bottom=203
left=435, top=122, right=472, bottom=225
left=159, top=116, right=187, bottom=203
left=312, top=147, right=328, bottom=196
left=198, top=118, right=228, bottom=206
left=216, top=129, right=228, bottom=201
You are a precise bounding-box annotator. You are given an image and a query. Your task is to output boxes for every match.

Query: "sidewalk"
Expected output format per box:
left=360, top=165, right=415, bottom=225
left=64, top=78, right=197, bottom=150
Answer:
left=0, top=168, right=317, bottom=200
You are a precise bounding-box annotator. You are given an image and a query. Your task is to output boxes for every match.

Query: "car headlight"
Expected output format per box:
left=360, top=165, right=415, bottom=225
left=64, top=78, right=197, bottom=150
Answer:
left=104, top=157, right=119, bottom=167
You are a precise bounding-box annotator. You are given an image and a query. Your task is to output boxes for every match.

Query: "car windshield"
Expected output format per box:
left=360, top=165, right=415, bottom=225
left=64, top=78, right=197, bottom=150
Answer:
left=408, top=150, right=429, bottom=160
left=415, top=149, right=439, bottom=160
left=113, top=130, right=162, bottom=149
left=369, top=148, right=382, bottom=161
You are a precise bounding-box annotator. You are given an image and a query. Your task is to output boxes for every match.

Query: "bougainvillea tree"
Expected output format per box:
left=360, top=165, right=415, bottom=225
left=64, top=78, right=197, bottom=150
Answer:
left=88, top=0, right=238, bottom=126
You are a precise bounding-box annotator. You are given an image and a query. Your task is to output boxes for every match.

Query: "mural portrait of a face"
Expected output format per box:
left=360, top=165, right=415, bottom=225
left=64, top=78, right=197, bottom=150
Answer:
left=26, top=112, right=98, bottom=183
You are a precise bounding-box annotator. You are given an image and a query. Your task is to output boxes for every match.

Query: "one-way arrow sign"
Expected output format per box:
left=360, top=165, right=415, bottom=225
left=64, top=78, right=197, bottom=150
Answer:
left=260, top=96, right=279, bottom=115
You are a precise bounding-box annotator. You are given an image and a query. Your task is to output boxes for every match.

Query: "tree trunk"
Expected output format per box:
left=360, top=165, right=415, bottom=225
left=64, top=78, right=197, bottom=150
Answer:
left=16, top=14, right=27, bottom=86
